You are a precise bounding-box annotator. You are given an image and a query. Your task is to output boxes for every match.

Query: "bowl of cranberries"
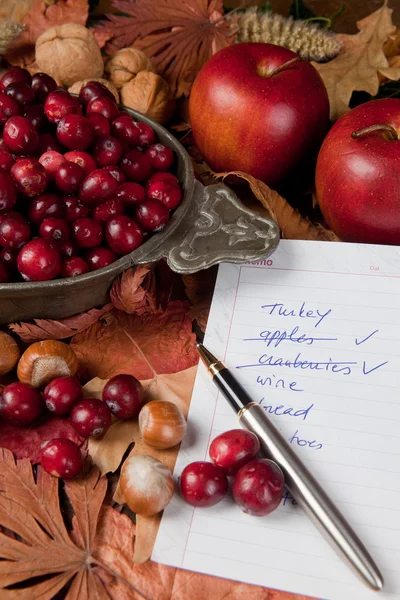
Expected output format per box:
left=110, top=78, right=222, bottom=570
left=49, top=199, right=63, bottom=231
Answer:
left=0, top=68, right=279, bottom=325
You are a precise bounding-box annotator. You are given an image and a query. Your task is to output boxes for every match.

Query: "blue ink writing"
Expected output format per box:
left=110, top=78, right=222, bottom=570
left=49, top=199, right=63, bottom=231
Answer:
left=355, top=329, right=379, bottom=345
left=258, top=398, right=314, bottom=420
left=362, top=360, right=388, bottom=375
left=261, top=301, right=331, bottom=328
left=282, top=491, right=297, bottom=506
left=244, top=325, right=337, bottom=348
left=237, top=352, right=356, bottom=375
left=289, top=429, right=323, bottom=450
left=256, top=374, right=303, bottom=392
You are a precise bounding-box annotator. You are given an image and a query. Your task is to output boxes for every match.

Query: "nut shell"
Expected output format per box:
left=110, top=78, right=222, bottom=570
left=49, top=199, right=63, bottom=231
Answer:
left=0, top=331, right=20, bottom=375
left=120, top=71, right=175, bottom=125
left=138, top=400, right=187, bottom=449
left=35, top=23, right=104, bottom=87
left=106, top=48, right=155, bottom=89
left=68, top=78, right=119, bottom=103
left=120, top=454, right=175, bottom=516
left=17, top=340, right=79, bottom=388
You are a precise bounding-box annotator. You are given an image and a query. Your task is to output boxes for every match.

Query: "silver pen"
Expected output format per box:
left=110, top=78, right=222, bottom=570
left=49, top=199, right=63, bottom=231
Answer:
left=196, top=342, right=384, bottom=592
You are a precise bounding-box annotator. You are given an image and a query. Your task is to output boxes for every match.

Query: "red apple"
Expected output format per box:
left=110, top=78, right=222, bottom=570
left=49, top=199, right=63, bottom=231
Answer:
left=316, top=99, right=400, bottom=245
left=189, top=43, right=329, bottom=187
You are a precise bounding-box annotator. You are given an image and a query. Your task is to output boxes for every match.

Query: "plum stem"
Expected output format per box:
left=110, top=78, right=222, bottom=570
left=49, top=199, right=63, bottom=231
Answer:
left=351, top=124, right=399, bottom=141
left=258, top=57, right=301, bottom=78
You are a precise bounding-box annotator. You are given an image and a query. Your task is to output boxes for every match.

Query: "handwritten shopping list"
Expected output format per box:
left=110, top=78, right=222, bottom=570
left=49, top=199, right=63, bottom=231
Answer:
left=152, top=240, right=400, bottom=600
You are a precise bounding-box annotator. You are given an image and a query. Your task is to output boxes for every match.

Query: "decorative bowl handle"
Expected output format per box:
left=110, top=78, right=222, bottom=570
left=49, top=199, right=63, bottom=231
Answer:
left=136, top=180, right=280, bottom=274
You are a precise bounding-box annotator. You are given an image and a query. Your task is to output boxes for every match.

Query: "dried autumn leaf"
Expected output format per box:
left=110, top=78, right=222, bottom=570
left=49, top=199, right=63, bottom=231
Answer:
left=182, top=267, right=218, bottom=331
left=9, top=303, right=112, bottom=343
left=0, top=0, right=33, bottom=23
left=312, top=2, right=400, bottom=121
left=214, top=171, right=340, bottom=241
left=97, top=0, right=236, bottom=97
left=110, top=266, right=157, bottom=314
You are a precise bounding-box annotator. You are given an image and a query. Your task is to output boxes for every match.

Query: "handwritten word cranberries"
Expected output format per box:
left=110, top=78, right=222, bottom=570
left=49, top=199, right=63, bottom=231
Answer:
left=0, top=75, right=182, bottom=283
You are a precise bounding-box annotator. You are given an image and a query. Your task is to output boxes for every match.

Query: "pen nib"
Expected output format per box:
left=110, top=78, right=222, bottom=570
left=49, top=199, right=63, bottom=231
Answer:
left=196, top=343, right=221, bottom=369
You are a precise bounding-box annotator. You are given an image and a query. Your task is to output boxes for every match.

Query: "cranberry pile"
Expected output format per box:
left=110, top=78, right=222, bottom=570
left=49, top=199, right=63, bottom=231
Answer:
left=0, top=68, right=183, bottom=283
left=0, top=373, right=144, bottom=479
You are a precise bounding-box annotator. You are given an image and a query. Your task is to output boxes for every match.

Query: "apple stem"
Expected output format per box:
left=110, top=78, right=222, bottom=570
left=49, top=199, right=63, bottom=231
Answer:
left=351, top=124, right=399, bottom=141
left=262, top=57, right=302, bottom=78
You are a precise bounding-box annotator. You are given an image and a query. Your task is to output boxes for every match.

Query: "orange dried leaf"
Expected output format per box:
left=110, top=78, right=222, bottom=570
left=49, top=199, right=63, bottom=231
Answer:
left=110, top=266, right=157, bottom=314
left=215, top=171, right=340, bottom=242
left=97, top=0, right=236, bottom=97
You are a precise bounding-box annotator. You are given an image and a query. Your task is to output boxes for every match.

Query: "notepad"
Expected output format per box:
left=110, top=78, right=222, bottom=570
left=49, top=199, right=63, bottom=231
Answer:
left=152, top=240, right=400, bottom=600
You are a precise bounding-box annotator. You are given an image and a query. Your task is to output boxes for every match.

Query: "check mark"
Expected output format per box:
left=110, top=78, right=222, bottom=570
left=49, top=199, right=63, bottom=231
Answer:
left=362, top=360, right=388, bottom=375
left=355, top=329, right=379, bottom=345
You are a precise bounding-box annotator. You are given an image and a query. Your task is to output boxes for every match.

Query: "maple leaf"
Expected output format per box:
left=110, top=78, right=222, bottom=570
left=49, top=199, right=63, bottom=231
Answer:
left=9, top=303, right=112, bottom=343
left=312, top=2, right=400, bottom=121
left=97, top=0, right=236, bottom=97
left=110, top=266, right=157, bottom=314
left=214, top=171, right=340, bottom=242
left=5, top=0, right=89, bottom=68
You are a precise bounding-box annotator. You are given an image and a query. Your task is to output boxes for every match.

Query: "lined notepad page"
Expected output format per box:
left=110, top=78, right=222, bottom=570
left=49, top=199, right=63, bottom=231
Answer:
left=152, top=240, right=400, bottom=600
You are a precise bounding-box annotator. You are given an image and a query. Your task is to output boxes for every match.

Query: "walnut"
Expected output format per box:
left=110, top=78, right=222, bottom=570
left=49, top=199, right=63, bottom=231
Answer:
left=106, top=47, right=155, bottom=89
left=120, top=71, right=175, bottom=125
left=68, top=78, right=119, bottom=103
left=35, top=24, right=104, bottom=87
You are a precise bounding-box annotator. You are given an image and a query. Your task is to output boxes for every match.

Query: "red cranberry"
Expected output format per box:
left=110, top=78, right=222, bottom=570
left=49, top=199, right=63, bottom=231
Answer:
left=180, top=461, right=229, bottom=507
left=92, top=135, right=122, bottom=167
left=44, top=376, right=83, bottom=415
left=64, top=150, right=96, bottom=174
left=79, top=81, right=114, bottom=106
left=57, top=239, right=78, bottom=257
left=70, top=398, right=112, bottom=438
left=61, top=256, right=89, bottom=277
left=86, top=113, right=110, bottom=137
left=11, top=158, right=48, bottom=196
left=28, top=193, right=65, bottom=224
left=0, top=170, right=17, bottom=213
left=39, top=217, right=70, bottom=241
left=0, top=93, right=20, bottom=126
left=17, top=238, right=61, bottom=281
left=0, top=248, right=17, bottom=274
left=102, top=374, right=143, bottom=419
left=40, top=438, right=83, bottom=479
left=137, top=122, right=156, bottom=147
left=147, top=180, right=182, bottom=210
left=37, top=132, right=63, bottom=154
left=85, top=246, right=116, bottom=270
left=31, top=72, right=57, bottom=101
left=0, top=382, right=45, bottom=426
left=135, top=199, right=169, bottom=232
left=232, top=459, right=285, bottom=516
left=79, top=168, right=118, bottom=205
left=111, top=115, right=141, bottom=145
left=105, top=215, right=143, bottom=255
left=120, top=149, right=152, bottom=182
left=44, top=90, right=82, bottom=123
left=5, top=82, right=35, bottom=106
left=23, top=104, right=45, bottom=130
left=86, top=96, right=119, bottom=122
left=64, top=195, right=89, bottom=222
left=209, top=429, right=260, bottom=476
left=0, top=148, right=15, bottom=172
left=92, top=198, right=124, bottom=222
left=3, top=116, right=39, bottom=154
left=0, top=213, right=30, bottom=249
left=56, top=114, right=95, bottom=150
left=146, top=143, right=174, bottom=171
left=0, top=68, right=31, bottom=92
left=146, top=172, right=179, bottom=191
left=55, top=161, right=85, bottom=194
left=38, top=150, right=66, bottom=180
left=103, top=164, right=126, bottom=183
left=72, top=217, right=103, bottom=248
left=117, top=181, right=145, bottom=205
left=0, top=260, right=8, bottom=282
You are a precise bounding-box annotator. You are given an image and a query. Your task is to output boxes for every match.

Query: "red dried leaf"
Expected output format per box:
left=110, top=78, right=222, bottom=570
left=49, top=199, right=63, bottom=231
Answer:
left=6, top=0, right=89, bottom=67
left=70, top=302, right=197, bottom=381
left=89, top=25, right=113, bottom=49
left=9, top=303, right=112, bottom=343
left=97, top=0, right=236, bottom=97
left=110, top=266, right=157, bottom=314
left=0, top=416, right=84, bottom=463
left=183, top=267, right=218, bottom=331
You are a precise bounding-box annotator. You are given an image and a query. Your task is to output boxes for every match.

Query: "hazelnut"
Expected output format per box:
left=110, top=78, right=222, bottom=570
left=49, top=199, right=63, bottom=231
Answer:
left=120, top=71, right=175, bottom=125
left=138, top=400, right=187, bottom=450
left=106, top=47, right=155, bottom=89
left=17, top=340, right=78, bottom=388
left=68, top=78, right=119, bottom=103
left=35, top=23, right=104, bottom=87
left=0, top=331, right=20, bottom=375
left=120, top=454, right=175, bottom=516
